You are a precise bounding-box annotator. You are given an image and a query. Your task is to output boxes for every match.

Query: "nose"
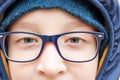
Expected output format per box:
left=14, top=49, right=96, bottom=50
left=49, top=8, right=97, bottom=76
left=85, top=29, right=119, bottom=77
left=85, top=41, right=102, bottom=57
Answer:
left=36, top=42, right=67, bottom=78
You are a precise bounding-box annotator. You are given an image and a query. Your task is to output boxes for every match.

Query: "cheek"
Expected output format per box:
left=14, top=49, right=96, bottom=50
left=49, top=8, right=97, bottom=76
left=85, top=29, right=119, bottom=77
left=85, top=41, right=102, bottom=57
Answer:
left=67, top=56, right=98, bottom=80
left=8, top=56, right=98, bottom=80
left=9, top=62, right=35, bottom=80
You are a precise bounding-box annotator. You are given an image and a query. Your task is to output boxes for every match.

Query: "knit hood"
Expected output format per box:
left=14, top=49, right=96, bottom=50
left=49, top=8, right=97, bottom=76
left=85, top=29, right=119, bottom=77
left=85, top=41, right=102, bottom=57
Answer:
left=0, top=0, right=120, bottom=80
left=0, top=0, right=108, bottom=59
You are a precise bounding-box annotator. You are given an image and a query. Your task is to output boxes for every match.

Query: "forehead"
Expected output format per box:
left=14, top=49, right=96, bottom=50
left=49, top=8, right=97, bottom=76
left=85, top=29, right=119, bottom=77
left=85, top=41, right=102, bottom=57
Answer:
left=13, top=9, right=81, bottom=22
left=8, top=9, right=96, bottom=34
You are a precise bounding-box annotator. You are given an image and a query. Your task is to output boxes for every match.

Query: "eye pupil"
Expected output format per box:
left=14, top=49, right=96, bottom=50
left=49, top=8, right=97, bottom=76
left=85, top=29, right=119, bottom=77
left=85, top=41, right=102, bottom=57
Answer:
left=70, top=38, right=79, bottom=43
left=24, top=38, right=33, bottom=43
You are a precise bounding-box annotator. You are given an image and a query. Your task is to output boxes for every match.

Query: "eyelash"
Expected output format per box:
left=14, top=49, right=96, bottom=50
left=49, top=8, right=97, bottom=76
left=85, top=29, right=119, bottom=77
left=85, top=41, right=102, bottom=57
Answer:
left=15, top=37, right=38, bottom=44
left=66, top=37, right=83, bottom=44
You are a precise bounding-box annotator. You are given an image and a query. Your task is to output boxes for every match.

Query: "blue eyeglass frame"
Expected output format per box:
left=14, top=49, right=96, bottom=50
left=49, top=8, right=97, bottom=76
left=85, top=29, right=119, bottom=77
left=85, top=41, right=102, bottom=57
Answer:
left=0, top=31, right=104, bottom=63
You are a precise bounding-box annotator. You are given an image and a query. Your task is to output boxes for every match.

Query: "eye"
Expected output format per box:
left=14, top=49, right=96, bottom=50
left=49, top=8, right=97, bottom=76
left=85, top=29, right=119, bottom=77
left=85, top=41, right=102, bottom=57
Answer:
left=66, top=37, right=83, bottom=44
left=69, top=37, right=80, bottom=44
left=16, top=37, right=38, bottom=44
left=62, top=37, right=85, bottom=49
left=23, top=37, right=35, bottom=43
left=15, top=37, right=39, bottom=48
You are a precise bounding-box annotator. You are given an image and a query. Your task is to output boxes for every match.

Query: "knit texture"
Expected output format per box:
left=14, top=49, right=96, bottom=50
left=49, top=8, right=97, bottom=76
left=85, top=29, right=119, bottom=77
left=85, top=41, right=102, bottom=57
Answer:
left=0, top=0, right=108, bottom=57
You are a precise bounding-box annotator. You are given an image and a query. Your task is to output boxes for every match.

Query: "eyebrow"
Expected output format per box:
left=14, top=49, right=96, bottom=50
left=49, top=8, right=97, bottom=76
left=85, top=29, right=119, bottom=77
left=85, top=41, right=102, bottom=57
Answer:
left=9, top=22, right=40, bottom=32
left=13, top=22, right=38, bottom=28
left=9, top=21, right=91, bottom=33
left=64, top=21, right=97, bottom=32
left=12, top=21, right=83, bottom=29
left=63, top=21, right=85, bottom=31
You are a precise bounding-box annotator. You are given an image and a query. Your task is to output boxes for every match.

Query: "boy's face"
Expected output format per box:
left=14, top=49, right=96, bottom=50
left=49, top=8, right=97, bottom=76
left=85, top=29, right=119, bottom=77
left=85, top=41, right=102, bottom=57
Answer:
left=8, top=9, right=98, bottom=80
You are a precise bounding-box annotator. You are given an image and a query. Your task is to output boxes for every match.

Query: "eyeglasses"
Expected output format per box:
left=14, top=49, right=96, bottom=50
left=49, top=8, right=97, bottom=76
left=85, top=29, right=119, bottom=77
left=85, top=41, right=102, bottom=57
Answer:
left=0, top=31, right=104, bottom=63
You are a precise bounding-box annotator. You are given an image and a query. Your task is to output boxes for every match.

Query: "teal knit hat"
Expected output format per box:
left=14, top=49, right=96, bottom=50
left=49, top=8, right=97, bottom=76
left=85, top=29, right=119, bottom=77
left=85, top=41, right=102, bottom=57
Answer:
left=0, top=0, right=108, bottom=57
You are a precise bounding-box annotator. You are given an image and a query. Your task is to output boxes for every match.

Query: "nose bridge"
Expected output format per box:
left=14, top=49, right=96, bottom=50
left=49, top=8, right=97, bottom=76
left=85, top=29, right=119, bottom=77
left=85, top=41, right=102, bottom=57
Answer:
left=37, top=34, right=61, bottom=63
left=40, top=35, right=59, bottom=59
left=36, top=42, right=67, bottom=77
left=41, top=41, right=61, bottom=63
left=37, top=34, right=65, bottom=60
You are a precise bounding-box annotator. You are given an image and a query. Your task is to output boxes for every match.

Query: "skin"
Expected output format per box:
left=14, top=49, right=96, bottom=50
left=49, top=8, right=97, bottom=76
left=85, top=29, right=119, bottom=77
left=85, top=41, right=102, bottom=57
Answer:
left=8, top=9, right=98, bottom=80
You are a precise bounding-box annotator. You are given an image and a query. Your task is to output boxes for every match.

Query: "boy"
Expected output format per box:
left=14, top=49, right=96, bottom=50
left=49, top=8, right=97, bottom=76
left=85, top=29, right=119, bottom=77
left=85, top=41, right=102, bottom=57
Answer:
left=0, top=0, right=120, bottom=80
